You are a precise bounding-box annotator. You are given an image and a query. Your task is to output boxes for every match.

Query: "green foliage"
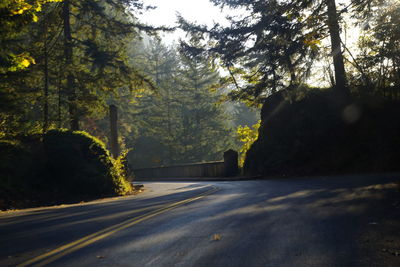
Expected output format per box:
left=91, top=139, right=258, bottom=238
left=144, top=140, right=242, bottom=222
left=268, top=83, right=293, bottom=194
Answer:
left=2, top=0, right=400, bottom=188
left=43, top=130, right=111, bottom=195
left=43, top=129, right=132, bottom=197
left=0, top=130, right=133, bottom=210
left=179, top=0, right=323, bottom=102
left=351, top=1, right=400, bottom=99
left=110, top=149, right=134, bottom=196
left=1, top=0, right=156, bottom=134
left=229, top=102, right=260, bottom=128
left=0, top=139, right=40, bottom=208
left=124, top=39, right=235, bottom=167
left=0, top=0, right=61, bottom=73
left=236, top=120, right=260, bottom=168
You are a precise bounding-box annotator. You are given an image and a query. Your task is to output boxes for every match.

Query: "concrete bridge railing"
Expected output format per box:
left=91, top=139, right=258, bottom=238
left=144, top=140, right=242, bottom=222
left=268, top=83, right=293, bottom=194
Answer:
left=133, top=149, right=239, bottom=179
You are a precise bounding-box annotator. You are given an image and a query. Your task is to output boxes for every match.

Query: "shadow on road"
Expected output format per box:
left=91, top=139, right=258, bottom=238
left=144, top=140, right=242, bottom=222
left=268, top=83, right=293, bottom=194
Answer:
left=1, top=174, right=399, bottom=266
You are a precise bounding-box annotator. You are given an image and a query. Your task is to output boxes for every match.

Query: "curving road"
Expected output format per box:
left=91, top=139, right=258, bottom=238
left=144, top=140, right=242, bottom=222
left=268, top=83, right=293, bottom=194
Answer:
left=1, top=174, right=400, bottom=266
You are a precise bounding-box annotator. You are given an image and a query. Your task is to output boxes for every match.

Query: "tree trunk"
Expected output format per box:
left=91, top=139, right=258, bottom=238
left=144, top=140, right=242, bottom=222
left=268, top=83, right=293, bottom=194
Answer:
left=109, top=105, right=119, bottom=159
left=63, top=0, right=79, bottom=130
left=57, top=64, right=62, bottom=128
left=43, top=18, right=49, bottom=133
left=286, top=53, right=297, bottom=87
left=326, top=0, right=349, bottom=96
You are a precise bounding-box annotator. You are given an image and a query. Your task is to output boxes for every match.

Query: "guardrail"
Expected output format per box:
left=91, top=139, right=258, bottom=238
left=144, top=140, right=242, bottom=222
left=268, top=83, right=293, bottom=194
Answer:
left=133, top=161, right=225, bottom=179
left=132, top=149, right=239, bottom=179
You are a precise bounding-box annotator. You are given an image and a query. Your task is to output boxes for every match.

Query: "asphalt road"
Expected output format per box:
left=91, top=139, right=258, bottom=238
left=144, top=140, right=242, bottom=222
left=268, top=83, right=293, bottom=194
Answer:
left=1, top=174, right=400, bottom=267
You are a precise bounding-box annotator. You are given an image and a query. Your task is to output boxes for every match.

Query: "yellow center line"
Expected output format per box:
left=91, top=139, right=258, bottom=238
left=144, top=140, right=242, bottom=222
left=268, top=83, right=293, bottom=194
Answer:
left=17, top=186, right=219, bottom=267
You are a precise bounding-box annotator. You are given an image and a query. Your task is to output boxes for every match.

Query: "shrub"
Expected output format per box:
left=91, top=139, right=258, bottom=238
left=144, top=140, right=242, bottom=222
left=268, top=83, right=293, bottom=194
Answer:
left=0, top=129, right=133, bottom=210
left=110, top=149, right=134, bottom=196
left=0, top=136, right=46, bottom=208
left=42, top=129, right=133, bottom=199
left=236, top=120, right=260, bottom=168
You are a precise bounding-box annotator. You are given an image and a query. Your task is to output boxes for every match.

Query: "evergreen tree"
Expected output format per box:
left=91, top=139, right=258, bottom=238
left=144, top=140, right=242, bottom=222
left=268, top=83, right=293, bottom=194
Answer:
left=125, top=39, right=234, bottom=167
left=0, top=0, right=156, bottom=135
left=0, top=0, right=60, bottom=135
left=178, top=0, right=374, bottom=102
left=132, top=39, right=181, bottom=165
left=60, top=0, right=155, bottom=130
left=353, top=1, right=400, bottom=98
left=178, top=0, right=321, bottom=103
left=326, top=0, right=348, bottom=95
left=0, top=0, right=58, bottom=73
left=175, top=52, right=233, bottom=162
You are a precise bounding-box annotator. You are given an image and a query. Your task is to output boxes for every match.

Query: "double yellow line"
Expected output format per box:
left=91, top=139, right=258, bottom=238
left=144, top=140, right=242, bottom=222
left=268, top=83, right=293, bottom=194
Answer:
left=18, top=186, right=218, bottom=267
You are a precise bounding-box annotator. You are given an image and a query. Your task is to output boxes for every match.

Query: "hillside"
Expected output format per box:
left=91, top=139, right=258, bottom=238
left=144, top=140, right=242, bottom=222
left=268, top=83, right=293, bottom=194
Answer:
left=244, top=89, right=400, bottom=177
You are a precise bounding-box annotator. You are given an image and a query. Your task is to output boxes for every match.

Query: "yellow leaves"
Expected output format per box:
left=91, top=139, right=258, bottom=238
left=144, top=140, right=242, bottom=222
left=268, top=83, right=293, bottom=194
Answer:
left=237, top=126, right=252, bottom=142
left=6, top=53, right=36, bottom=73
left=9, top=0, right=62, bottom=17
left=110, top=149, right=134, bottom=195
left=236, top=120, right=261, bottom=167
left=237, top=121, right=260, bottom=143
left=212, top=234, right=222, bottom=241
left=3, top=0, right=61, bottom=73
left=133, top=88, right=146, bottom=98
left=304, top=39, right=321, bottom=46
left=20, top=58, right=30, bottom=68
left=303, top=32, right=321, bottom=51
left=129, top=88, right=149, bottom=104
left=9, top=0, right=33, bottom=15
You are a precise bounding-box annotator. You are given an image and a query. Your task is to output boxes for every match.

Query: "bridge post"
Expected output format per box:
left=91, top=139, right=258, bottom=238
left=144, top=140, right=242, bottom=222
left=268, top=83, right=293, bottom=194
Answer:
left=224, top=149, right=239, bottom=177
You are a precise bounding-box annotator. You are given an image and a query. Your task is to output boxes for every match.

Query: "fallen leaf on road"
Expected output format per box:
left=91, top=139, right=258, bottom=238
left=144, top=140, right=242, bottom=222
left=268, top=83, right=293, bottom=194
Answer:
left=213, top=234, right=222, bottom=241
left=96, top=255, right=105, bottom=259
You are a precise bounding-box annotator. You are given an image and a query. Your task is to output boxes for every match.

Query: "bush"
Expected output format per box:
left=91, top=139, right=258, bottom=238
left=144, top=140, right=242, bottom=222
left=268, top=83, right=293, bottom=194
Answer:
left=110, top=149, right=135, bottom=195
left=0, top=136, right=46, bottom=208
left=236, top=121, right=260, bottom=168
left=0, top=130, right=133, bottom=210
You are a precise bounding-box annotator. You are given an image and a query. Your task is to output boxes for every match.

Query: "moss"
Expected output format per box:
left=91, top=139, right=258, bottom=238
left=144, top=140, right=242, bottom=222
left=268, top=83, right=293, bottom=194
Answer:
left=0, top=130, right=133, bottom=210
left=110, top=150, right=134, bottom=196
left=42, top=129, right=133, bottom=198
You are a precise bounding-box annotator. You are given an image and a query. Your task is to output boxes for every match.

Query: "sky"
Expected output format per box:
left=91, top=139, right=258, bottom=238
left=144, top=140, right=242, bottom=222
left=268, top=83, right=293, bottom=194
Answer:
left=137, top=0, right=360, bottom=45
left=136, top=0, right=363, bottom=87
left=136, top=0, right=236, bottom=43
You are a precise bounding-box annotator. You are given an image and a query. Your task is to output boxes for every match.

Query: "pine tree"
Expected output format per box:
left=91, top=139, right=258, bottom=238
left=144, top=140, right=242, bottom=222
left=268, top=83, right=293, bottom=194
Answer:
left=125, top=39, right=234, bottom=167
left=178, top=0, right=358, bottom=102
left=126, top=39, right=181, bottom=166
left=354, top=0, right=400, bottom=98
left=176, top=53, right=232, bottom=162
left=59, top=0, right=156, bottom=130
left=0, top=0, right=157, bottom=135
left=0, top=0, right=58, bottom=74
left=326, top=0, right=349, bottom=95
left=0, top=0, right=60, bottom=135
